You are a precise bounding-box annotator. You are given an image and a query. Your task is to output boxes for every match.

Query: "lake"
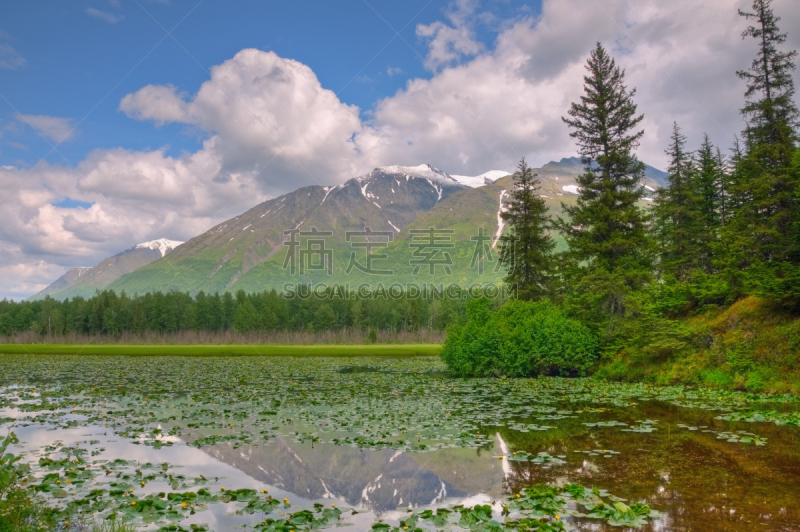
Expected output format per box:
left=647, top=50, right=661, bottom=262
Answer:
left=1, top=354, right=798, bottom=531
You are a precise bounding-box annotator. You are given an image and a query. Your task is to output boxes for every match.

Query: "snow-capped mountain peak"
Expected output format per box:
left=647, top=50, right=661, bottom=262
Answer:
left=451, top=170, right=512, bottom=188
left=134, top=238, right=184, bottom=257
left=358, top=164, right=460, bottom=185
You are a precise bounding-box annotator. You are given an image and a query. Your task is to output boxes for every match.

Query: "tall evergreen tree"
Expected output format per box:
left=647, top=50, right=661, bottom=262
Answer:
left=694, top=134, right=724, bottom=272
left=730, top=0, right=799, bottom=265
left=737, top=0, right=798, bottom=156
left=498, top=157, right=555, bottom=301
left=559, top=43, right=652, bottom=289
left=653, top=123, right=700, bottom=281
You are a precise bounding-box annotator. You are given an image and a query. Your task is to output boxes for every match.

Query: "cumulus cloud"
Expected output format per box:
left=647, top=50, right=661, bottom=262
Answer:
left=2, top=0, right=799, bottom=299
left=416, top=0, right=483, bottom=71
left=86, top=8, right=124, bottom=24
left=120, top=49, right=364, bottom=193
left=367, top=0, right=800, bottom=173
left=15, top=114, right=76, bottom=143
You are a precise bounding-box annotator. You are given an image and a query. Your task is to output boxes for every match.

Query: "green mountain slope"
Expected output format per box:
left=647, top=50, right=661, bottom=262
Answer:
left=105, top=159, right=667, bottom=296
left=108, top=165, right=468, bottom=295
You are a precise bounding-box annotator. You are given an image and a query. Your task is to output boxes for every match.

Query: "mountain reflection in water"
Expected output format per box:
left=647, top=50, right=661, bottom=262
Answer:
left=202, top=436, right=507, bottom=512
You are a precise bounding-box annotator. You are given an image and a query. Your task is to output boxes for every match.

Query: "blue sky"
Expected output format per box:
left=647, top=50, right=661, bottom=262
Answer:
left=0, top=0, right=797, bottom=299
left=1, top=0, right=539, bottom=168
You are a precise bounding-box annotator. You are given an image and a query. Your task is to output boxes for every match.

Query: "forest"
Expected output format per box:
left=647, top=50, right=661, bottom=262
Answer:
left=442, top=0, right=800, bottom=392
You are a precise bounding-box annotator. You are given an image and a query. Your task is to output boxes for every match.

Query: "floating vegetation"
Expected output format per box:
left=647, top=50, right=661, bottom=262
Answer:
left=0, top=354, right=797, bottom=530
left=574, top=449, right=620, bottom=458
left=716, top=410, right=800, bottom=427
left=620, top=420, right=658, bottom=433
left=371, top=483, right=661, bottom=531
left=582, top=420, right=628, bottom=428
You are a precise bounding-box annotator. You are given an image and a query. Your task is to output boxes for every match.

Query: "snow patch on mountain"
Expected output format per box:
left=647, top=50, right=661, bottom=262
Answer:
left=451, top=170, right=512, bottom=188
left=425, top=178, right=444, bottom=203
left=493, top=190, right=508, bottom=249
left=356, top=164, right=460, bottom=185
left=134, top=238, right=184, bottom=257
left=562, top=185, right=580, bottom=194
left=320, top=185, right=339, bottom=205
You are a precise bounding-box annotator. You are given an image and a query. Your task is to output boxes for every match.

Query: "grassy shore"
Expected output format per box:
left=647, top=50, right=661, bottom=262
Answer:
left=0, top=343, right=441, bottom=357
left=597, top=296, right=800, bottom=394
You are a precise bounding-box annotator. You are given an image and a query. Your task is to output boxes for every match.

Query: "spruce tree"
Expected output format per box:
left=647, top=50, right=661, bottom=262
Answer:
left=737, top=0, right=798, bottom=157
left=559, top=43, right=652, bottom=289
left=653, top=123, right=700, bottom=281
left=498, top=157, right=555, bottom=301
left=695, top=134, right=724, bottom=272
left=731, top=0, right=799, bottom=265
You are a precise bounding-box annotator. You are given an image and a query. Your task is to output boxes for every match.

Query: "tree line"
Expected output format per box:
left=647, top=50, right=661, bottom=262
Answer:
left=0, top=288, right=474, bottom=338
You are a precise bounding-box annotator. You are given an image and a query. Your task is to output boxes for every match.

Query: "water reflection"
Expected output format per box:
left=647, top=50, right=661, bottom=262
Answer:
left=201, top=437, right=506, bottom=512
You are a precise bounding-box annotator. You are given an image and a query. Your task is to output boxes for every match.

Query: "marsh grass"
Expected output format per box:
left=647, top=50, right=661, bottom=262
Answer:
left=0, top=328, right=445, bottom=346
left=0, top=343, right=441, bottom=357
left=89, top=520, right=137, bottom=532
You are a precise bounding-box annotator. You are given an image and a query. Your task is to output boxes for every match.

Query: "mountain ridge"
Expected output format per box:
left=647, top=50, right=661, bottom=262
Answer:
left=30, top=238, right=183, bottom=301
left=36, top=159, right=668, bottom=299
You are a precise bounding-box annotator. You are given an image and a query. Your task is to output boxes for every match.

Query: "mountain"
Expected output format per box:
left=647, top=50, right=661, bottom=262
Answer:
left=105, top=159, right=668, bottom=296
left=30, top=238, right=183, bottom=300
left=107, top=165, right=468, bottom=295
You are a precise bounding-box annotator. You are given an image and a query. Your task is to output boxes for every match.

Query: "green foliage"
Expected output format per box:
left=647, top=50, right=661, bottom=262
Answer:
left=498, top=158, right=555, bottom=301
left=737, top=0, right=798, bottom=155
left=718, top=0, right=799, bottom=282
left=558, top=42, right=652, bottom=289
left=0, top=287, right=478, bottom=339
left=90, top=521, right=138, bottom=532
left=0, top=432, right=54, bottom=532
left=597, top=296, right=800, bottom=393
left=0, top=432, right=21, bottom=499
left=652, top=123, right=705, bottom=281
left=441, top=299, right=598, bottom=377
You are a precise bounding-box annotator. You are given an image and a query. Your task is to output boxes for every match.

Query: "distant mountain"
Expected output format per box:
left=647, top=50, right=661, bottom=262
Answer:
left=105, top=158, right=668, bottom=296
left=107, top=165, right=468, bottom=295
left=30, top=238, right=183, bottom=300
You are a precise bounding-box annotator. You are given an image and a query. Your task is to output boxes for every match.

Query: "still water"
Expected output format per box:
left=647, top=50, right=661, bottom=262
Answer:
left=1, top=354, right=798, bottom=531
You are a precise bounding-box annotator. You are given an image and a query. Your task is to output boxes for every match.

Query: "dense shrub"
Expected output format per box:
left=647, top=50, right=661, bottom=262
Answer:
left=441, top=299, right=598, bottom=377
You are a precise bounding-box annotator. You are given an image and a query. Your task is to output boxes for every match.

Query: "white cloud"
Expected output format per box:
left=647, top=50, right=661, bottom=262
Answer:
left=387, top=67, right=403, bottom=76
left=368, top=0, right=800, bottom=173
left=86, top=8, right=124, bottom=24
left=2, top=0, right=799, bottom=299
left=416, top=0, right=483, bottom=71
left=119, top=84, right=189, bottom=125
left=120, top=49, right=365, bottom=192
left=0, top=258, right=66, bottom=301
left=15, top=114, right=76, bottom=143
left=0, top=43, right=26, bottom=70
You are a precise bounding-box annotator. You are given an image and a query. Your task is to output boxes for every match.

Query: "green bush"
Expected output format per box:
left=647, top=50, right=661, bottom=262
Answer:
left=0, top=432, right=54, bottom=532
left=441, top=299, right=598, bottom=377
